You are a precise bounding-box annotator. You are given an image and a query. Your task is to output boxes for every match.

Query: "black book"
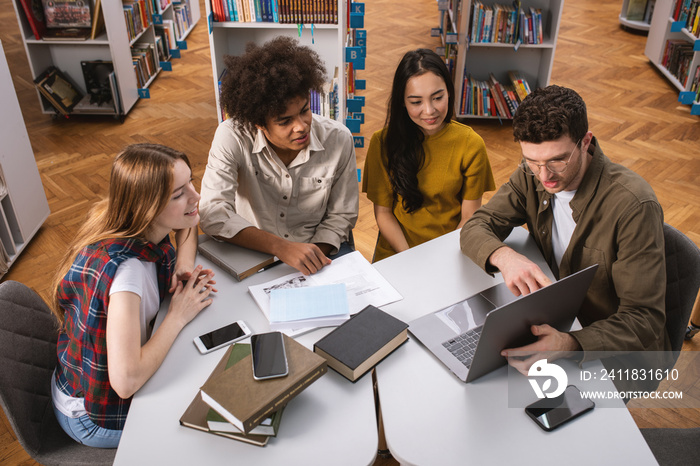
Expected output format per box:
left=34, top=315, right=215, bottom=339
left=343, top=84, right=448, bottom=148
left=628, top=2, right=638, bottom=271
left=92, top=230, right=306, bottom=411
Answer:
left=313, top=305, right=408, bottom=382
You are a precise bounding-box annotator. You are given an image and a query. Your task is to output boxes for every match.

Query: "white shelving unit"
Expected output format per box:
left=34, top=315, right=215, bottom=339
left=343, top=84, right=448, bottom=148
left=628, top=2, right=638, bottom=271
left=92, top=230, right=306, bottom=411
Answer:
left=9, top=0, right=199, bottom=119
left=204, top=0, right=347, bottom=122
left=645, top=0, right=700, bottom=114
left=451, top=0, right=564, bottom=119
left=0, top=40, right=50, bottom=278
left=619, top=0, right=655, bottom=32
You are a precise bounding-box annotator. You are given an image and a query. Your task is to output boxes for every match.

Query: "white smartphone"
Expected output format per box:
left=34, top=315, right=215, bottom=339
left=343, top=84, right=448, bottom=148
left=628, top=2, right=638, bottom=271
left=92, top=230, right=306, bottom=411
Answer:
left=193, top=320, right=252, bottom=354
left=251, top=331, right=289, bottom=380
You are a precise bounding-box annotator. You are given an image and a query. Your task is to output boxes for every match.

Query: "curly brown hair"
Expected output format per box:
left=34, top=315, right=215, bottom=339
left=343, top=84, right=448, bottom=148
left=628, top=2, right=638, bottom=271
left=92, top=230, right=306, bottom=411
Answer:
left=220, top=36, right=327, bottom=132
left=512, top=85, right=588, bottom=144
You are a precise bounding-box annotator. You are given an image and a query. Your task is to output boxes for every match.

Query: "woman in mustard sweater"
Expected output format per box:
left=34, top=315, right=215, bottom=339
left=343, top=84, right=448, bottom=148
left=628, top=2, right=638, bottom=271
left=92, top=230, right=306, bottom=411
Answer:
left=362, top=49, right=495, bottom=261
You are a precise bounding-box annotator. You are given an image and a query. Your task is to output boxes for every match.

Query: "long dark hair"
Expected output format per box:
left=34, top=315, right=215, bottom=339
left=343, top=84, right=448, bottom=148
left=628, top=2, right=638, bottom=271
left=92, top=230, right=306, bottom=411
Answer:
left=383, top=49, right=455, bottom=213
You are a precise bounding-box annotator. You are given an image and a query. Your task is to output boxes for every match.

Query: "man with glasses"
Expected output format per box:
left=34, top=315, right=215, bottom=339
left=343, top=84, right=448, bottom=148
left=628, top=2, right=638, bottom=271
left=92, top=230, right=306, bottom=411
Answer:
left=460, top=85, right=670, bottom=373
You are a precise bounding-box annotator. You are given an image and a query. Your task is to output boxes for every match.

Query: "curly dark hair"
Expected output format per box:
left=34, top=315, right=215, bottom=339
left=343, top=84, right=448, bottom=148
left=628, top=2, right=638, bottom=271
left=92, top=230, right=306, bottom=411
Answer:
left=384, top=49, right=455, bottom=213
left=512, top=85, right=588, bottom=144
left=219, top=36, right=327, bottom=132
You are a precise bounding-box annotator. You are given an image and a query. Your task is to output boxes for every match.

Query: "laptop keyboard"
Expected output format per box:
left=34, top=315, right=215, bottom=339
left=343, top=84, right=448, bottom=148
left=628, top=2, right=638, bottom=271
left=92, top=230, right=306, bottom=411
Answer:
left=442, top=326, right=483, bottom=369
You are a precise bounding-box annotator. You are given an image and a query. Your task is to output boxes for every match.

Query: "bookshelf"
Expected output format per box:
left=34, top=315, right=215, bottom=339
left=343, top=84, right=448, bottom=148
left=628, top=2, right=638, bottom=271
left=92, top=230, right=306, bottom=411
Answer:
left=645, top=0, right=700, bottom=115
left=446, top=0, right=563, bottom=119
left=0, top=40, right=50, bottom=278
left=10, top=0, right=200, bottom=120
left=204, top=0, right=348, bottom=123
left=619, top=0, right=656, bottom=32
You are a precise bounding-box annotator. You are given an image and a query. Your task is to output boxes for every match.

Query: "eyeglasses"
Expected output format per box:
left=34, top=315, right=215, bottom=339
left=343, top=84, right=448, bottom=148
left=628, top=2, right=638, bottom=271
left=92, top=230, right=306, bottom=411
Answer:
left=519, top=139, right=582, bottom=175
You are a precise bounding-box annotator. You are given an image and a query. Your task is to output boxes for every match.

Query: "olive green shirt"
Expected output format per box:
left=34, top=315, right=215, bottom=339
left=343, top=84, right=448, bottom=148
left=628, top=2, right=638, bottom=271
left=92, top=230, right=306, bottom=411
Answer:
left=460, top=138, right=670, bottom=355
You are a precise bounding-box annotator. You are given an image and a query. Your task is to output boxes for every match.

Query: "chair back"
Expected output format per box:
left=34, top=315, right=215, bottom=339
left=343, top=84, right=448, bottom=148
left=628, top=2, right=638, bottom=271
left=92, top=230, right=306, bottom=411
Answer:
left=663, top=224, right=700, bottom=356
left=0, top=280, right=60, bottom=457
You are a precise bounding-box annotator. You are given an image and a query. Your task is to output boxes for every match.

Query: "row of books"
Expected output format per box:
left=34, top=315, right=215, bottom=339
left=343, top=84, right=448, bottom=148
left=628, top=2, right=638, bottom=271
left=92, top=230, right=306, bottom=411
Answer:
left=132, top=43, right=159, bottom=88
left=470, top=2, right=543, bottom=45
left=662, top=39, right=695, bottom=87
left=33, top=63, right=122, bottom=116
left=152, top=0, right=173, bottom=15
left=459, top=70, right=531, bottom=118
left=18, top=0, right=105, bottom=41
left=673, top=0, right=700, bottom=37
left=690, top=65, right=700, bottom=103
left=124, top=0, right=155, bottom=43
left=173, top=0, right=196, bottom=40
left=210, top=0, right=338, bottom=24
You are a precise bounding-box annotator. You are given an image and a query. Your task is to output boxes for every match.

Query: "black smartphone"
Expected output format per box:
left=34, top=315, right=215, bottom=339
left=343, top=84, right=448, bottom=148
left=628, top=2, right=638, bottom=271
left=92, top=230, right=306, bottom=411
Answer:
left=525, top=385, right=594, bottom=431
left=251, top=331, right=289, bottom=380
left=193, top=321, right=252, bottom=354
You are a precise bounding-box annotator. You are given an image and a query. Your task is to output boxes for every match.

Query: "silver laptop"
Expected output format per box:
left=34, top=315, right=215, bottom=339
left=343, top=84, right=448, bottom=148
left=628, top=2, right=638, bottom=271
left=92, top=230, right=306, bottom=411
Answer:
left=409, top=264, right=598, bottom=383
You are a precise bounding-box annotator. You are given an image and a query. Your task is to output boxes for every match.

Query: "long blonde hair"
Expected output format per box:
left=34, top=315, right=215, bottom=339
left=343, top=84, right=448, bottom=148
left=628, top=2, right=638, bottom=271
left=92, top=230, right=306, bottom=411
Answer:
left=51, top=143, right=192, bottom=324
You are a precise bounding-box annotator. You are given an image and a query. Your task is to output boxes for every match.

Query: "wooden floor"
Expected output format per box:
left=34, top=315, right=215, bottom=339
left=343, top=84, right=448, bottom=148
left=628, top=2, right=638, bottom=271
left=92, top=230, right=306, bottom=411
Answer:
left=1, top=0, right=699, bottom=464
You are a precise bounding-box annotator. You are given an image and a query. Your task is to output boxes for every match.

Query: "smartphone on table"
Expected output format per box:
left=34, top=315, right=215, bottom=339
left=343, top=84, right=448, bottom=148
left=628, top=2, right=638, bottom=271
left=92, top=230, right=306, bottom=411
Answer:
left=251, top=331, right=289, bottom=380
left=193, top=320, right=252, bottom=354
left=525, top=385, right=594, bottom=431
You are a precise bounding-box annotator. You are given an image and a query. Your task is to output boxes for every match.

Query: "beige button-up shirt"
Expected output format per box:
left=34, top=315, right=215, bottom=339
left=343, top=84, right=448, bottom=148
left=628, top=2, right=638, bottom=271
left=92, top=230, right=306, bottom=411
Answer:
left=199, top=114, right=359, bottom=254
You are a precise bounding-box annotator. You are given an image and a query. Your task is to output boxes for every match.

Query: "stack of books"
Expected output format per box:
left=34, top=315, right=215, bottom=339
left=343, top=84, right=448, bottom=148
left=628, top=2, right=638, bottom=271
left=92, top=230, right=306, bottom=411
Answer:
left=180, top=336, right=327, bottom=446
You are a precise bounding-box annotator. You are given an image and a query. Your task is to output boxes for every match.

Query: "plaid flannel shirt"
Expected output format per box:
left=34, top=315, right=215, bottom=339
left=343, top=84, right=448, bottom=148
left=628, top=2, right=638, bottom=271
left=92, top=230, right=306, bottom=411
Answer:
left=55, top=237, right=175, bottom=430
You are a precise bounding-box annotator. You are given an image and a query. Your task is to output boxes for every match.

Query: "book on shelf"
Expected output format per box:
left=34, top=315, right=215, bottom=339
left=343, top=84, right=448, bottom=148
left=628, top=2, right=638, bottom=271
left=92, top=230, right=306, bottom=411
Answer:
left=211, top=0, right=337, bottom=24
left=507, top=70, right=531, bottom=102
left=200, top=334, right=327, bottom=434
left=90, top=0, right=104, bottom=39
left=179, top=344, right=270, bottom=447
left=197, top=234, right=277, bottom=281
left=42, top=27, right=91, bottom=40
left=18, top=0, right=47, bottom=40
left=268, top=283, right=350, bottom=331
left=42, top=0, right=91, bottom=28
left=108, top=71, right=122, bottom=114
left=313, top=305, right=409, bottom=382
left=33, top=66, right=83, bottom=115
left=80, top=60, right=114, bottom=105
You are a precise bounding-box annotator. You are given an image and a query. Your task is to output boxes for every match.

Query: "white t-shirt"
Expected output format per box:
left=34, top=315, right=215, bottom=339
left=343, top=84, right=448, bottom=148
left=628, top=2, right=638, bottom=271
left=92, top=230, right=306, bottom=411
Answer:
left=52, top=258, right=160, bottom=418
left=551, top=189, right=577, bottom=268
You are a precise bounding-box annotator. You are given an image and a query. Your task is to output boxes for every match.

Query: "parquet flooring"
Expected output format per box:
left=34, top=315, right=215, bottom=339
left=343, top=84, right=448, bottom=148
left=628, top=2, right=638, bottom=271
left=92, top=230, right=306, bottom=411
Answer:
left=0, top=0, right=698, bottom=464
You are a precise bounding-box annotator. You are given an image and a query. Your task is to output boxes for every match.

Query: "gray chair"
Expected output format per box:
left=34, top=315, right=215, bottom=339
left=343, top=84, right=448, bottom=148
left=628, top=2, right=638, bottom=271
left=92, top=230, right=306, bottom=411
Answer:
left=0, top=280, right=115, bottom=465
left=639, top=226, right=700, bottom=462
left=663, top=223, right=700, bottom=359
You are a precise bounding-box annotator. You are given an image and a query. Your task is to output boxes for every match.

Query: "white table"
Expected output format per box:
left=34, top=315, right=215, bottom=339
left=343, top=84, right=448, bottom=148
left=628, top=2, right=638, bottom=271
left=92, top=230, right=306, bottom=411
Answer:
left=373, top=229, right=658, bottom=465
left=114, top=259, right=378, bottom=465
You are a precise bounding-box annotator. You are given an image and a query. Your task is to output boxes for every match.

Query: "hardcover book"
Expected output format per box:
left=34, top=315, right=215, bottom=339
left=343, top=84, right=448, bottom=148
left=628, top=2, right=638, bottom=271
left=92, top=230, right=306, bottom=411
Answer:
left=197, top=234, right=277, bottom=281
left=33, top=66, right=83, bottom=115
left=42, top=0, right=92, bottom=28
left=200, top=334, right=327, bottom=434
left=313, top=305, right=409, bottom=382
left=18, top=0, right=47, bottom=40
left=179, top=344, right=270, bottom=446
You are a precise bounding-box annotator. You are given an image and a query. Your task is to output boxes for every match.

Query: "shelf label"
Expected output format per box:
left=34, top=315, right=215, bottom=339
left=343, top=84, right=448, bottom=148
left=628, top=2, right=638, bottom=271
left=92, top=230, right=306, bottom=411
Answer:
left=345, top=118, right=361, bottom=133
left=345, top=46, right=366, bottom=61
left=691, top=103, right=700, bottom=116
left=436, top=46, right=445, bottom=56
left=177, top=40, right=188, bottom=50
left=171, top=49, right=181, bottom=58
left=431, top=27, right=442, bottom=37
left=437, top=0, right=448, bottom=10
left=350, top=13, right=364, bottom=29
left=355, top=79, right=366, bottom=90
left=207, top=13, right=213, bottom=34
left=353, top=136, right=364, bottom=148
left=351, top=2, right=365, bottom=14
left=346, top=97, right=365, bottom=113
left=670, top=21, right=685, bottom=32
left=160, top=61, right=173, bottom=71
left=357, top=168, right=362, bottom=182
left=138, top=88, right=151, bottom=99
left=446, top=32, right=458, bottom=44
left=695, top=40, right=700, bottom=52
left=678, top=91, right=695, bottom=105
left=153, top=14, right=163, bottom=25
left=356, top=29, right=367, bottom=47
left=353, top=59, right=365, bottom=70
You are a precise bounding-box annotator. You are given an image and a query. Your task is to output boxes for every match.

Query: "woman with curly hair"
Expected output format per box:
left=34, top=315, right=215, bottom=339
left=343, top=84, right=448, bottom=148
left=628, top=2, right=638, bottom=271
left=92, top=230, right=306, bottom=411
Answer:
left=51, top=143, right=216, bottom=447
left=199, top=36, right=358, bottom=275
left=362, top=49, right=495, bottom=261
